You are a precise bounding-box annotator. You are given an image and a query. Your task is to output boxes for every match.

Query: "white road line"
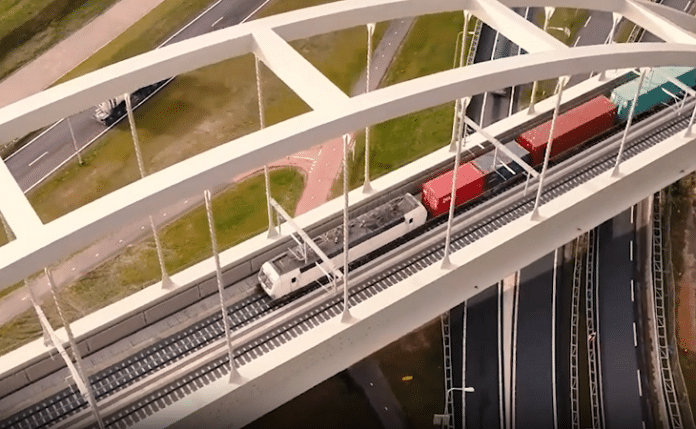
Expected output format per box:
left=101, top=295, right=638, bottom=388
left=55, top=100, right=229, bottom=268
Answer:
left=584, top=15, right=592, bottom=28
left=28, top=151, right=48, bottom=167
left=631, top=205, right=635, bottom=223
left=630, top=240, right=633, bottom=261
left=5, top=119, right=64, bottom=161
left=637, top=369, right=642, bottom=396
left=631, top=279, right=634, bottom=302
left=573, top=36, right=581, bottom=47
left=212, top=16, right=224, bottom=27
left=633, top=321, right=637, bottom=347
left=292, top=155, right=314, bottom=161
left=23, top=0, right=274, bottom=194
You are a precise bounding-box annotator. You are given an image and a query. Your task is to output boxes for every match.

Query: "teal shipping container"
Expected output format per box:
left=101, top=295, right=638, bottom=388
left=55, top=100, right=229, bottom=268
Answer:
left=610, top=67, right=696, bottom=122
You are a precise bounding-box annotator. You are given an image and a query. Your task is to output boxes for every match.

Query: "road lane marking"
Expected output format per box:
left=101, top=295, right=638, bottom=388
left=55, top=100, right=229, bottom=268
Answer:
left=633, top=321, right=637, bottom=347
left=6, top=119, right=64, bottom=161
left=584, top=16, right=592, bottom=28
left=631, top=205, right=635, bottom=223
left=573, top=36, right=581, bottom=47
left=292, top=155, right=314, bottom=161
left=28, top=151, right=48, bottom=167
left=637, top=369, right=642, bottom=396
left=630, top=240, right=633, bottom=261
left=631, top=279, right=634, bottom=302
left=212, top=16, right=224, bottom=27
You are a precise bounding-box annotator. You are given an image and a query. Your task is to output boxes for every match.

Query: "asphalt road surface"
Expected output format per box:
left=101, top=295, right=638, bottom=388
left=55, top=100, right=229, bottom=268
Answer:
left=465, top=285, right=501, bottom=429
left=4, top=0, right=267, bottom=192
left=515, top=252, right=559, bottom=429
left=597, top=210, right=645, bottom=429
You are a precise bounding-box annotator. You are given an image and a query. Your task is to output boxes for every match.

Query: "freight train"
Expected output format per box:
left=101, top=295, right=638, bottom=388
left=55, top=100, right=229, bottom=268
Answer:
left=258, top=66, right=696, bottom=299
left=93, top=79, right=169, bottom=126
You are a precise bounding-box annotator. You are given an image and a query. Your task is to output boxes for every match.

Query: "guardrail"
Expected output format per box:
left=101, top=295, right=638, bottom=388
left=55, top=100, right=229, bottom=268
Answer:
left=652, top=191, right=684, bottom=429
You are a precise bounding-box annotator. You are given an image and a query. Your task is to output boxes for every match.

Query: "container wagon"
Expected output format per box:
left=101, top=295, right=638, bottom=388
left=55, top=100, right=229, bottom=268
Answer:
left=421, top=162, right=485, bottom=217
left=611, top=66, right=696, bottom=122
left=471, top=140, right=532, bottom=188
left=516, top=95, right=617, bottom=165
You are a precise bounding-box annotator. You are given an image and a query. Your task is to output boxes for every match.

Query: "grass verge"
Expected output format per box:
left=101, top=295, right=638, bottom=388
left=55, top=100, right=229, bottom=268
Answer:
left=0, top=0, right=121, bottom=83
left=329, top=12, right=465, bottom=197
left=0, top=167, right=304, bottom=355
left=29, top=0, right=384, bottom=223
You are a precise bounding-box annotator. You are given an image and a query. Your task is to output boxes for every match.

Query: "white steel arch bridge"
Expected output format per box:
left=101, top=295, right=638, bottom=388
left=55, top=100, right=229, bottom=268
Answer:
left=1, top=0, right=696, bottom=427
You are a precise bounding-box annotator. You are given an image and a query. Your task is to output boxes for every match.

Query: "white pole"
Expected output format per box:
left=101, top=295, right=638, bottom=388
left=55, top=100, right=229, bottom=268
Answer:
left=255, top=56, right=277, bottom=238
left=46, top=269, right=105, bottom=429
left=66, top=117, right=83, bottom=165
left=341, top=134, right=353, bottom=323
left=125, top=94, right=174, bottom=289
left=531, top=76, right=567, bottom=220
left=684, top=99, right=696, bottom=137
left=450, top=12, right=471, bottom=152
left=598, top=13, right=622, bottom=80
left=204, top=190, right=241, bottom=381
left=443, top=98, right=469, bottom=269
left=528, top=8, right=554, bottom=115
left=551, top=249, right=558, bottom=429
left=523, top=173, right=531, bottom=196
left=613, top=68, right=647, bottom=177
left=363, top=23, right=376, bottom=194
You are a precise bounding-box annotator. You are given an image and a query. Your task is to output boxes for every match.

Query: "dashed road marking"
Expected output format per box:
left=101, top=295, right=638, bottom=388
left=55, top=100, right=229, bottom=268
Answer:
left=212, top=16, right=223, bottom=27
left=28, top=151, right=48, bottom=167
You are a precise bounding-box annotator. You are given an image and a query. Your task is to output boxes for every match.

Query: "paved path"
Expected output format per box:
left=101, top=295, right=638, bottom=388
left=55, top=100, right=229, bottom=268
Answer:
left=0, top=0, right=173, bottom=108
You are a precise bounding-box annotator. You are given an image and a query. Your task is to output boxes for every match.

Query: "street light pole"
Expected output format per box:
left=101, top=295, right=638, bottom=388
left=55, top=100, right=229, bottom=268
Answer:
left=434, top=386, right=475, bottom=428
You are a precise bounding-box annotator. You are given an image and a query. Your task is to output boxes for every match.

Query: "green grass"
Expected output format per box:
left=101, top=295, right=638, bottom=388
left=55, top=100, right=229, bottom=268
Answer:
left=0, top=167, right=304, bottom=355
left=30, top=0, right=385, bottom=223
left=330, top=12, right=465, bottom=196
left=0, top=0, right=122, bottom=83
left=53, top=0, right=221, bottom=86
left=518, top=8, right=589, bottom=109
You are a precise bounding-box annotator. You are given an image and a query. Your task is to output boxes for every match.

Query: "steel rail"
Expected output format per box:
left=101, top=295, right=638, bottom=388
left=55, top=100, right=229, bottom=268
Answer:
left=5, top=74, right=694, bottom=429
left=80, top=91, right=696, bottom=429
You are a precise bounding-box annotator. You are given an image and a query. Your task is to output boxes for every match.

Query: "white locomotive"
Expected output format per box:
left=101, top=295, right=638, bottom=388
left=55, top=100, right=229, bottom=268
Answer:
left=258, top=193, right=427, bottom=299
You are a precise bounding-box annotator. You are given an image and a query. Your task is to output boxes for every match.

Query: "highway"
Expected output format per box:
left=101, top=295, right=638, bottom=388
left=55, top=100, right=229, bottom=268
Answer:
left=515, top=253, right=559, bottom=428
left=597, top=210, right=645, bottom=429
left=4, top=0, right=268, bottom=192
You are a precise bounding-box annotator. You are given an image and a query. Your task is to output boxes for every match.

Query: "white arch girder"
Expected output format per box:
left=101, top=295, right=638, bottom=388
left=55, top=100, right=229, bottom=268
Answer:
left=1, top=0, right=696, bottom=289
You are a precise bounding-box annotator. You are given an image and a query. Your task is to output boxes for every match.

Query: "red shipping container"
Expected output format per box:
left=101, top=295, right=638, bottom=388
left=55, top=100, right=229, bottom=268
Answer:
left=516, top=95, right=617, bottom=166
left=422, top=162, right=485, bottom=217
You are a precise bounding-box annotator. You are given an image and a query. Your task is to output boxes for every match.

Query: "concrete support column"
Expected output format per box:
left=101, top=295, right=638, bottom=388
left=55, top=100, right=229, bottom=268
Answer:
left=341, top=134, right=353, bottom=323
left=46, top=268, right=105, bottom=429
left=204, top=190, right=241, bottom=382
left=613, top=68, right=648, bottom=177
left=255, top=56, right=277, bottom=238
left=363, top=23, right=375, bottom=194
left=443, top=98, right=470, bottom=269
left=531, top=76, right=567, bottom=220
left=125, top=94, right=174, bottom=290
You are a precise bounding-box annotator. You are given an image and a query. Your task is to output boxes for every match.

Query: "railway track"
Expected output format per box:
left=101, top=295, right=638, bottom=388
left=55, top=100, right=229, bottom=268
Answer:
left=4, top=82, right=696, bottom=429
